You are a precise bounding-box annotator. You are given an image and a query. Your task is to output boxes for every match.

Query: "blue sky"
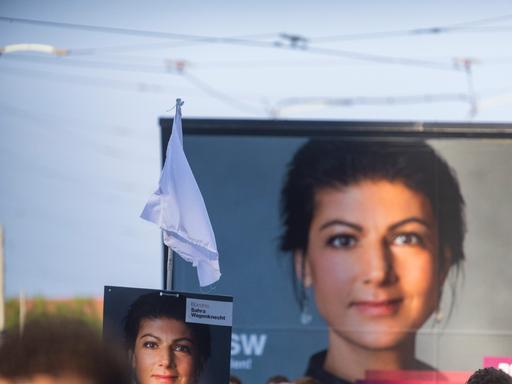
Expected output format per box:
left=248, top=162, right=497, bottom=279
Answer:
left=1, top=0, right=512, bottom=298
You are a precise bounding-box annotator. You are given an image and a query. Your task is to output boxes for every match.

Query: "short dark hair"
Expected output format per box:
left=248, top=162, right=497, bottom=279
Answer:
left=280, top=139, right=466, bottom=269
left=0, top=316, right=130, bottom=384
left=467, top=367, right=512, bottom=384
left=267, top=374, right=291, bottom=384
left=123, top=292, right=211, bottom=369
left=230, top=374, right=243, bottom=384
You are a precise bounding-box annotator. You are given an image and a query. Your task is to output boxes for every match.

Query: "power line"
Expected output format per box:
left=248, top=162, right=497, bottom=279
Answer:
left=0, top=16, right=459, bottom=71
left=68, top=32, right=279, bottom=55
left=0, top=53, right=172, bottom=74
left=0, top=64, right=176, bottom=93
left=445, top=13, right=512, bottom=28
left=0, top=16, right=277, bottom=48
left=0, top=16, right=213, bottom=41
left=447, top=25, right=512, bottom=32
left=309, top=13, right=512, bottom=43
left=293, top=45, right=454, bottom=70
left=181, top=72, right=263, bottom=115
left=0, top=55, right=264, bottom=114
left=4, top=15, right=506, bottom=112
left=272, top=94, right=472, bottom=117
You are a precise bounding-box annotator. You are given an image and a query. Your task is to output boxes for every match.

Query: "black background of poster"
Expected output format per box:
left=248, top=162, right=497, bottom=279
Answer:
left=158, top=118, right=512, bottom=383
left=103, top=285, right=232, bottom=384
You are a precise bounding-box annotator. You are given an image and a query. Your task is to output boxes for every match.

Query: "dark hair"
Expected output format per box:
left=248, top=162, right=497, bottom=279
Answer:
left=123, top=292, right=211, bottom=370
left=280, top=139, right=466, bottom=268
left=267, top=374, right=291, bottom=384
left=230, top=374, right=243, bottom=384
left=466, top=368, right=512, bottom=384
left=0, top=316, right=130, bottom=384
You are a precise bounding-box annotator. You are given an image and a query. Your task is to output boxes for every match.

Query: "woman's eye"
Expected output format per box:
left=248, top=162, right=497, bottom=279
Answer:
left=173, top=344, right=192, bottom=354
left=327, top=234, right=357, bottom=249
left=143, top=341, right=158, bottom=349
left=393, top=233, right=423, bottom=246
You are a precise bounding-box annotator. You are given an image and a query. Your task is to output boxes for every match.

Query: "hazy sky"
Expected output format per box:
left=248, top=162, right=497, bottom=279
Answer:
left=1, top=0, right=512, bottom=298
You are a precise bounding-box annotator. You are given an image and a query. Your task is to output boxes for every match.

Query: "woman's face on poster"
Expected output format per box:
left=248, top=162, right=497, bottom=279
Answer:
left=299, top=180, right=449, bottom=350
left=131, top=317, right=199, bottom=384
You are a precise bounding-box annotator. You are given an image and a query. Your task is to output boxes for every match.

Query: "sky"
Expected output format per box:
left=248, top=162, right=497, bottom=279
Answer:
left=1, top=0, right=512, bottom=298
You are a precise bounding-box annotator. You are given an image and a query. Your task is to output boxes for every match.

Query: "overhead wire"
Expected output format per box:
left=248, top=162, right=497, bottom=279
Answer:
left=0, top=16, right=278, bottom=47
left=0, top=53, right=170, bottom=74
left=0, top=54, right=265, bottom=114
left=272, top=93, right=472, bottom=117
left=445, top=26, right=512, bottom=32
left=444, top=13, right=512, bottom=27
left=3, top=15, right=512, bottom=115
left=3, top=15, right=510, bottom=71
left=285, top=45, right=454, bottom=70
left=0, top=64, right=175, bottom=93
left=309, top=13, right=512, bottom=43
left=68, top=32, right=279, bottom=55
left=180, top=71, right=263, bottom=114
left=2, top=14, right=511, bottom=50
left=0, top=16, right=461, bottom=71
left=1, top=60, right=483, bottom=117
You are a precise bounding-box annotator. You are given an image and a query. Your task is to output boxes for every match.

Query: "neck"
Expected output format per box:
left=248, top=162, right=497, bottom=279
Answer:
left=324, top=330, right=418, bottom=382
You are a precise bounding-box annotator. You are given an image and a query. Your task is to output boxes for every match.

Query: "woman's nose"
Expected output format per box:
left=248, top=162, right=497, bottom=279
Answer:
left=160, top=349, right=177, bottom=369
left=362, top=241, right=397, bottom=285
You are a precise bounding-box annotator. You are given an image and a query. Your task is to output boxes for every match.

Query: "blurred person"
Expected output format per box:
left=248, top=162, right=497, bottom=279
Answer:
left=0, top=316, right=130, bottom=384
left=294, top=377, right=319, bottom=384
left=229, top=374, right=242, bottom=384
left=124, top=292, right=211, bottom=384
left=466, top=367, right=512, bottom=384
left=280, top=140, right=466, bottom=383
left=267, top=375, right=291, bottom=383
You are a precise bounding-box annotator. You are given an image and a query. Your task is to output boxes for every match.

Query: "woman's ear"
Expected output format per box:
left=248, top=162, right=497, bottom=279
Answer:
left=129, top=349, right=135, bottom=369
left=439, top=246, right=453, bottom=284
left=294, top=250, right=313, bottom=287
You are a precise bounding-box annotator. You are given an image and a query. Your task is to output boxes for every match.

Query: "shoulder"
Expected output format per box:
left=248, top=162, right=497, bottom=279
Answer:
left=305, top=350, right=352, bottom=384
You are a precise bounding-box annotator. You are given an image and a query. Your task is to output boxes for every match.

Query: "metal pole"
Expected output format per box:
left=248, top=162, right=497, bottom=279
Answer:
left=19, top=290, right=26, bottom=332
left=0, top=226, right=4, bottom=332
left=166, top=247, right=174, bottom=291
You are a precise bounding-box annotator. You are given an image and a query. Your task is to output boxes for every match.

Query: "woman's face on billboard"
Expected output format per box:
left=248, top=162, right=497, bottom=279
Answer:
left=131, top=317, right=199, bottom=384
left=299, top=180, right=448, bottom=350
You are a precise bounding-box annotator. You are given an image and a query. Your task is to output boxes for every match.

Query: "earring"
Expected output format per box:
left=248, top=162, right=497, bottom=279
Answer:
left=434, top=308, right=444, bottom=323
left=300, top=287, right=312, bottom=325
left=299, top=255, right=312, bottom=325
left=434, top=289, right=444, bottom=324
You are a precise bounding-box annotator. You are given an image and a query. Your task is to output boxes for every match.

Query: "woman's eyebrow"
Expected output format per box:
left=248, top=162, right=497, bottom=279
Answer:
left=389, top=217, right=431, bottom=231
left=173, top=337, right=195, bottom=344
left=139, top=333, right=161, bottom=341
left=319, top=220, right=362, bottom=232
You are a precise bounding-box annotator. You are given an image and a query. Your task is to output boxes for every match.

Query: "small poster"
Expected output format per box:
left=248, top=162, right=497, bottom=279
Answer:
left=103, top=285, right=233, bottom=384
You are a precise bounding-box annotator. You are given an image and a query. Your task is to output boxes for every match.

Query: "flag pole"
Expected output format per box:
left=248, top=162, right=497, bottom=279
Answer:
left=166, top=247, right=174, bottom=290
left=19, top=290, right=26, bottom=332
left=163, top=98, right=181, bottom=292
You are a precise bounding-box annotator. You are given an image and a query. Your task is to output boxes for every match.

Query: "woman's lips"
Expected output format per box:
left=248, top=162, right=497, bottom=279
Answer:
left=152, top=374, right=177, bottom=383
left=350, top=298, right=403, bottom=316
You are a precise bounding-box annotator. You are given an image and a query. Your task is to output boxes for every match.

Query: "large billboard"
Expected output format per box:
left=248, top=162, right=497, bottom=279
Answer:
left=159, top=119, right=512, bottom=383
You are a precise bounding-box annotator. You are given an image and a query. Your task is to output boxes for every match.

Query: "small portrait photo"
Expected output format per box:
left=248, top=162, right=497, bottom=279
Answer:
left=103, top=286, right=233, bottom=384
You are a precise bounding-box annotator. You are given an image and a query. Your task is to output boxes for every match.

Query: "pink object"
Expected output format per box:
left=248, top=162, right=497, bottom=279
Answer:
left=360, top=370, right=473, bottom=384
left=483, top=357, right=512, bottom=374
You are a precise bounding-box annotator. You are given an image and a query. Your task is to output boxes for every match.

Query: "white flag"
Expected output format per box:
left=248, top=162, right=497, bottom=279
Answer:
left=141, top=100, right=221, bottom=286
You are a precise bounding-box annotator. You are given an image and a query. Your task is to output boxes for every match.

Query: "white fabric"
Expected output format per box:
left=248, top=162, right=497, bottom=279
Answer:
left=141, top=102, right=221, bottom=286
